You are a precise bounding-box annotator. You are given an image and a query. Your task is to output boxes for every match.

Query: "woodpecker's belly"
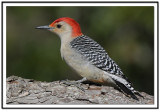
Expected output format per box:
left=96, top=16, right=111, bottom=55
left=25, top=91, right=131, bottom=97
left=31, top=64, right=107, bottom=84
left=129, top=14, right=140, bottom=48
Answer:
left=61, top=44, right=114, bottom=85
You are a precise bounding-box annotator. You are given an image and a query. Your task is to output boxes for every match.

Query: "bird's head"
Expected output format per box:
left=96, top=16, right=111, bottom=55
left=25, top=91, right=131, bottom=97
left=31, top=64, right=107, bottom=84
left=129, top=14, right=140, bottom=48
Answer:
left=36, top=17, right=83, bottom=38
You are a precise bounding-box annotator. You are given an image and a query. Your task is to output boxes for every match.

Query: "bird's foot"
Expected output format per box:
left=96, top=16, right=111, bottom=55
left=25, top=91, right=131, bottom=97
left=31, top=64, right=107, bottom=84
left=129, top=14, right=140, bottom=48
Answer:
left=61, top=77, right=87, bottom=91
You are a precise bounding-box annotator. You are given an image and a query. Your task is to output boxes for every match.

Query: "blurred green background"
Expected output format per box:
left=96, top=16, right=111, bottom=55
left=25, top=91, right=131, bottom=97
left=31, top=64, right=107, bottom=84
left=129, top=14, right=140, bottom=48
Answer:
left=7, top=6, right=154, bottom=95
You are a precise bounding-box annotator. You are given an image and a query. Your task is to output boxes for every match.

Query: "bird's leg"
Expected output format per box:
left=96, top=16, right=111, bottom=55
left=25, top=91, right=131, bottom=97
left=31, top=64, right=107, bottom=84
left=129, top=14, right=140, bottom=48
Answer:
left=61, top=77, right=87, bottom=91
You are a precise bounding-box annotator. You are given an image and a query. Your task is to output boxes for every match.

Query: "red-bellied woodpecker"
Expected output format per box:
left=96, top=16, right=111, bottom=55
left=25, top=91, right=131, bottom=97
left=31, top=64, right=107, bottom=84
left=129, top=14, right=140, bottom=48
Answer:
left=36, top=17, right=142, bottom=100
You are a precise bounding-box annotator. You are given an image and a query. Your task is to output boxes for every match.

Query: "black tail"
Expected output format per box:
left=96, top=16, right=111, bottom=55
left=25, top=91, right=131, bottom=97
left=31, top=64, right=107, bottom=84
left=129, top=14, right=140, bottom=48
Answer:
left=113, top=79, right=139, bottom=100
left=134, top=90, right=144, bottom=98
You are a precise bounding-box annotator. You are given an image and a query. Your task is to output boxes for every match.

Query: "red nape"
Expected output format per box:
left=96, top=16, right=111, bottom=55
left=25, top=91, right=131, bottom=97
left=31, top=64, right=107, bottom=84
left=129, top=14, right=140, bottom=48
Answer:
left=50, top=17, right=83, bottom=37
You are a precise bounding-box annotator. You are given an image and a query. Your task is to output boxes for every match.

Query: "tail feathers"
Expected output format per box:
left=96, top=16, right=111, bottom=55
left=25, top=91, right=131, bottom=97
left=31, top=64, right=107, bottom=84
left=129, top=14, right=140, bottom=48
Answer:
left=134, top=90, right=144, bottom=98
left=107, top=73, right=142, bottom=100
left=113, top=79, right=139, bottom=100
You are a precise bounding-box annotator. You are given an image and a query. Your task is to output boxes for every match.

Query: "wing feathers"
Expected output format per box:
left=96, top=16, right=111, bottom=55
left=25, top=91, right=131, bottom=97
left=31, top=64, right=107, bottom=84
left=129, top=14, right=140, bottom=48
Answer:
left=70, top=35, right=141, bottom=100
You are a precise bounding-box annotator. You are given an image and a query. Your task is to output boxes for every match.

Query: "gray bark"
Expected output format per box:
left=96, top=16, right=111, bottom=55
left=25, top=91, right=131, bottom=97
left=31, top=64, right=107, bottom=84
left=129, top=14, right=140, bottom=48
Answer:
left=6, top=76, right=153, bottom=104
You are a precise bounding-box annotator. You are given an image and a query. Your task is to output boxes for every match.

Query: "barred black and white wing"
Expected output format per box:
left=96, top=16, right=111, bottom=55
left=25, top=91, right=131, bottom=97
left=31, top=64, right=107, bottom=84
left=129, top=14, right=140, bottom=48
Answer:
left=70, top=35, right=141, bottom=100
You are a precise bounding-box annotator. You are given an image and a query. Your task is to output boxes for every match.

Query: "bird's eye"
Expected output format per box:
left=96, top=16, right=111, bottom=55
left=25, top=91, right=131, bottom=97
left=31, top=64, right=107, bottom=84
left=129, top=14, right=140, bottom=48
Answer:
left=57, top=24, right=62, bottom=28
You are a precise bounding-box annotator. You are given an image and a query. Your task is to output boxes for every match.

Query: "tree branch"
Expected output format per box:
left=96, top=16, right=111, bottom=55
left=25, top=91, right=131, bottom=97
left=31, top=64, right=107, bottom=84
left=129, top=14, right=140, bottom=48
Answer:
left=6, top=76, right=153, bottom=104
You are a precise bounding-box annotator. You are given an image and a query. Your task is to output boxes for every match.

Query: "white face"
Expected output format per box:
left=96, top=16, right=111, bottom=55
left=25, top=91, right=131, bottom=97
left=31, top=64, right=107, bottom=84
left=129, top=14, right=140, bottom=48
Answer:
left=49, top=21, right=72, bottom=38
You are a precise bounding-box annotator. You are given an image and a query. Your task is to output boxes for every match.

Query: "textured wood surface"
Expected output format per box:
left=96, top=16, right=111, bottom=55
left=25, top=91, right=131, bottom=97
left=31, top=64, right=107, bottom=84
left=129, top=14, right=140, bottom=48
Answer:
left=6, top=76, right=153, bottom=104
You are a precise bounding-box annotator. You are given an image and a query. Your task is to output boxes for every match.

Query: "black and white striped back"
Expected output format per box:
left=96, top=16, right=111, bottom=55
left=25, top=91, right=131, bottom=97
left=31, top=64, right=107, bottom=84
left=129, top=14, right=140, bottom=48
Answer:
left=70, top=35, right=141, bottom=100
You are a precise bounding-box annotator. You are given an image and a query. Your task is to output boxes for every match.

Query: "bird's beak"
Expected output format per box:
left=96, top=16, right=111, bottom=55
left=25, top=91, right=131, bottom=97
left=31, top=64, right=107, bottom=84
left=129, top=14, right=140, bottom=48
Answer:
left=35, top=25, right=54, bottom=30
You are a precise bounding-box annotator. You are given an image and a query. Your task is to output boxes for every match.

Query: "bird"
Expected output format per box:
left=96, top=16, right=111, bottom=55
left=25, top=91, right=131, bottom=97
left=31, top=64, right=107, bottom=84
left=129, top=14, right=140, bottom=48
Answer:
left=36, top=17, right=142, bottom=100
